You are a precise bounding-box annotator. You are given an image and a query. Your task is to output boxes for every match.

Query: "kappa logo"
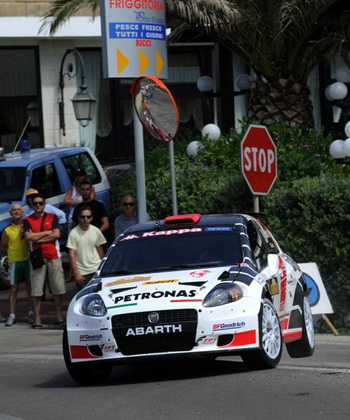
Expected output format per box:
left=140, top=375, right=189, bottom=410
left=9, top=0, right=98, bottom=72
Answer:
left=120, top=227, right=202, bottom=242
left=126, top=324, right=182, bottom=336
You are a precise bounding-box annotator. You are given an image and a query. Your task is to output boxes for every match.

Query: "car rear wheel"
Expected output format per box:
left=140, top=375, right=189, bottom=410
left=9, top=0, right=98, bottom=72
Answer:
left=286, top=296, right=315, bottom=358
left=241, top=299, right=282, bottom=370
left=63, top=329, right=113, bottom=385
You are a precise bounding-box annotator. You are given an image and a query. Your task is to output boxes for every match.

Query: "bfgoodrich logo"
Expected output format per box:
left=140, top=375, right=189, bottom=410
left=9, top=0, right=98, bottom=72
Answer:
left=79, top=334, right=103, bottom=341
left=213, top=321, right=245, bottom=331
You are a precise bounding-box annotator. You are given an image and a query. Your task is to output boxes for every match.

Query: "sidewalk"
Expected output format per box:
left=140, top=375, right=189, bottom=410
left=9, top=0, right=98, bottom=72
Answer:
left=0, top=253, right=77, bottom=328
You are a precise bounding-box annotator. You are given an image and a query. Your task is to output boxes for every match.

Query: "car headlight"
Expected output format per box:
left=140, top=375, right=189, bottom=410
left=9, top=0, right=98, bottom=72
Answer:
left=203, top=283, right=244, bottom=307
left=80, top=294, right=107, bottom=317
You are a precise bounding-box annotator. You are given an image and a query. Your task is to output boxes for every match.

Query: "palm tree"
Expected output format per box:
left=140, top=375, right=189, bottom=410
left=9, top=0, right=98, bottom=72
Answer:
left=42, top=0, right=350, bottom=129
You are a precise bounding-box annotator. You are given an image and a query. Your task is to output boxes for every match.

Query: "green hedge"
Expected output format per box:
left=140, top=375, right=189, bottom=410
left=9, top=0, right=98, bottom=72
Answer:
left=116, top=123, right=350, bottom=324
left=262, top=174, right=350, bottom=321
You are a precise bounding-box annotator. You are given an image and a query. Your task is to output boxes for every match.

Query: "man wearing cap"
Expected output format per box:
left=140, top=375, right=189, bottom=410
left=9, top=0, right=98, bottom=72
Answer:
left=1, top=204, right=34, bottom=326
left=24, top=193, right=66, bottom=328
left=24, top=188, right=67, bottom=225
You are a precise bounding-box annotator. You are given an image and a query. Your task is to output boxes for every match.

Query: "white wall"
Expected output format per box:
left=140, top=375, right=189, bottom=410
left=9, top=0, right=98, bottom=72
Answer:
left=0, top=16, right=102, bottom=148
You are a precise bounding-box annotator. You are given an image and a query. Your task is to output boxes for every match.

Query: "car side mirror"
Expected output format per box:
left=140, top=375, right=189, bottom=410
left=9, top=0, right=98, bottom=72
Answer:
left=267, top=254, right=279, bottom=277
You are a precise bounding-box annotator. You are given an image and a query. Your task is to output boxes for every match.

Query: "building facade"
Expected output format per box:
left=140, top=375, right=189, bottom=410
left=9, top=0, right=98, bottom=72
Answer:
left=0, top=0, right=343, bottom=164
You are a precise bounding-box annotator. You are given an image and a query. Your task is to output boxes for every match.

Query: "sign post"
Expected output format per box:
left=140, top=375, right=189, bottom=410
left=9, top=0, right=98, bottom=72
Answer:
left=99, top=0, right=168, bottom=222
left=241, top=125, right=277, bottom=212
left=100, top=0, right=168, bottom=79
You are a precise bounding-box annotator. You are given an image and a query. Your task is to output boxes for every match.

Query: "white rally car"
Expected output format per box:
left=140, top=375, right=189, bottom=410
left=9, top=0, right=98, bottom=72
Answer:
left=63, top=214, right=315, bottom=384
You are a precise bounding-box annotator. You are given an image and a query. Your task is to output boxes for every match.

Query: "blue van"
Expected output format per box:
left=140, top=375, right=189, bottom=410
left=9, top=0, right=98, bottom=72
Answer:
left=0, top=146, right=111, bottom=286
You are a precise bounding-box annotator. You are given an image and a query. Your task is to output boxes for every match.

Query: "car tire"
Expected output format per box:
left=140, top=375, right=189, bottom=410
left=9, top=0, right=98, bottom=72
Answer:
left=241, top=299, right=282, bottom=370
left=62, top=328, right=113, bottom=385
left=286, top=296, right=315, bottom=358
left=0, top=254, right=10, bottom=290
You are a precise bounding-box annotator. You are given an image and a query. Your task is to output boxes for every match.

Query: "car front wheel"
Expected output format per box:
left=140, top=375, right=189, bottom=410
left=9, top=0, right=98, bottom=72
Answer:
left=63, top=329, right=113, bottom=385
left=286, top=296, right=315, bottom=358
left=241, top=299, right=282, bottom=370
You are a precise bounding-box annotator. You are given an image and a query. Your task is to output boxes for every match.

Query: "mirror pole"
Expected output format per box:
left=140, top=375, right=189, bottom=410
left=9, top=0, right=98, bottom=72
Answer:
left=133, top=106, right=148, bottom=222
left=169, top=141, right=178, bottom=215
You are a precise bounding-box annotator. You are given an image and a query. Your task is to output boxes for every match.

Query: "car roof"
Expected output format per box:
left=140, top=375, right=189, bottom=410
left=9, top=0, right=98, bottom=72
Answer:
left=0, top=147, right=88, bottom=168
left=124, top=213, right=257, bottom=234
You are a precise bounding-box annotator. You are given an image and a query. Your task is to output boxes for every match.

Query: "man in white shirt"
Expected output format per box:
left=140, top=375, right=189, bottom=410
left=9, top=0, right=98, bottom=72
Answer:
left=67, top=205, right=106, bottom=290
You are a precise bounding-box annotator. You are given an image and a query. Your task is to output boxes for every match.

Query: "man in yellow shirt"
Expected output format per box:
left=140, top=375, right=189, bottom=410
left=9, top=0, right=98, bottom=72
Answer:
left=1, top=204, right=33, bottom=326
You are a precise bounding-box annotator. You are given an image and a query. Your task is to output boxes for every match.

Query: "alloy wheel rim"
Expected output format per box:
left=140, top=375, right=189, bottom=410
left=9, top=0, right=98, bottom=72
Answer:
left=261, top=302, right=281, bottom=359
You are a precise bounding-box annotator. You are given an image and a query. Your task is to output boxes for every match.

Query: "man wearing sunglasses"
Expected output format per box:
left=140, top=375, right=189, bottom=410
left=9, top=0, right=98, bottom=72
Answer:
left=23, top=194, right=66, bottom=329
left=67, top=205, right=106, bottom=290
left=24, top=188, right=67, bottom=226
left=72, top=180, right=109, bottom=234
left=114, top=194, right=149, bottom=238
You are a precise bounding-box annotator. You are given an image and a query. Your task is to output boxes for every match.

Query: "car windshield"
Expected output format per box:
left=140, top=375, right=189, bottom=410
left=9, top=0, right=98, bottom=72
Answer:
left=0, top=167, right=26, bottom=202
left=100, top=227, right=243, bottom=276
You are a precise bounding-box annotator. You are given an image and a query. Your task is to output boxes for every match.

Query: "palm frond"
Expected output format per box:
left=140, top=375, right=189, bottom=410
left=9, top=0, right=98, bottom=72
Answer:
left=40, top=0, right=99, bottom=35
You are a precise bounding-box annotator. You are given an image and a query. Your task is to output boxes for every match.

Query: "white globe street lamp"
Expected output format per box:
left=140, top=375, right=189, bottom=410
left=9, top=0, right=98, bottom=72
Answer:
left=327, top=82, right=348, bottom=100
left=345, top=121, right=350, bottom=138
left=197, top=76, right=214, bottom=93
left=201, top=123, right=221, bottom=140
left=187, top=141, right=204, bottom=158
left=329, top=139, right=345, bottom=159
left=343, top=138, right=350, bottom=157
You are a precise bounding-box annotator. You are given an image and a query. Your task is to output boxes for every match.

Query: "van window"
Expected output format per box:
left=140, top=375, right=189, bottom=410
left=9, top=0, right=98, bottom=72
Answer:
left=61, top=152, right=102, bottom=185
left=31, top=163, right=62, bottom=198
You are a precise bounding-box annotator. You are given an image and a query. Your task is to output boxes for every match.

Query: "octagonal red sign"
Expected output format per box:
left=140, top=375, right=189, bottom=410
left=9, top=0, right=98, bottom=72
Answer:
left=241, top=125, right=277, bottom=195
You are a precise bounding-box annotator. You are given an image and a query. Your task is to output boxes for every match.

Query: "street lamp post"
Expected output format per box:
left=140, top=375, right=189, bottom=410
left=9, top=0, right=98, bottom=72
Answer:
left=197, top=74, right=253, bottom=98
left=326, top=65, right=350, bottom=163
left=59, top=49, right=96, bottom=136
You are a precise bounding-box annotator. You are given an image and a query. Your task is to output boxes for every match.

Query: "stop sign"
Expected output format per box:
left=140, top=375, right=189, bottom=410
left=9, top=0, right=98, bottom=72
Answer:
left=241, top=125, right=277, bottom=195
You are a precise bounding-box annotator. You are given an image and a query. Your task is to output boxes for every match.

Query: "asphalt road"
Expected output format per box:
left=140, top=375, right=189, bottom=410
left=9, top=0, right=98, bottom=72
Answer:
left=1, top=272, right=349, bottom=420
left=0, top=327, right=349, bottom=420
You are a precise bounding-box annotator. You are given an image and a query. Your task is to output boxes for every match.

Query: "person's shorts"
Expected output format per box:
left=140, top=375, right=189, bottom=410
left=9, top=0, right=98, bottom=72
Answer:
left=9, top=261, right=31, bottom=286
left=31, top=258, right=66, bottom=297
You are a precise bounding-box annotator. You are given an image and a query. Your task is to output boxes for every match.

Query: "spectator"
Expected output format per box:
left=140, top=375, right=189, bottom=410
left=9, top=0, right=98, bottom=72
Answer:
left=24, top=188, right=67, bottom=226
left=24, top=193, right=66, bottom=329
left=67, top=205, right=106, bottom=291
left=72, top=180, right=109, bottom=233
left=1, top=204, right=34, bottom=326
left=114, top=194, right=149, bottom=238
left=63, top=168, right=95, bottom=230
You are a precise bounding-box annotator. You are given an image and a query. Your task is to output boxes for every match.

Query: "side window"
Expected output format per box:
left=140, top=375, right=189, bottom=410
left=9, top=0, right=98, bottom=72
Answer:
left=61, top=152, right=101, bottom=185
left=247, top=220, right=270, bottom=271
left=255, top=220, right=279, bottom=254
left=31, top=163, right=63, bottom=198
left=0, top=168, right=26, bottom=202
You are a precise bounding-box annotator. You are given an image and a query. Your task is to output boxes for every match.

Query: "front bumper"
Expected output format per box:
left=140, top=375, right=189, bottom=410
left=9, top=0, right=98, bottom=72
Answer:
left=66, top=297, right=261, bottom=364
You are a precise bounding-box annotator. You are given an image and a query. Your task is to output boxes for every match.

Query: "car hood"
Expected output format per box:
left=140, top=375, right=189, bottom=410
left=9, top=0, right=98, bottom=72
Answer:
left=85, top=265, right=257, bottom=311
left=0, top=202, right=13, bottom=229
